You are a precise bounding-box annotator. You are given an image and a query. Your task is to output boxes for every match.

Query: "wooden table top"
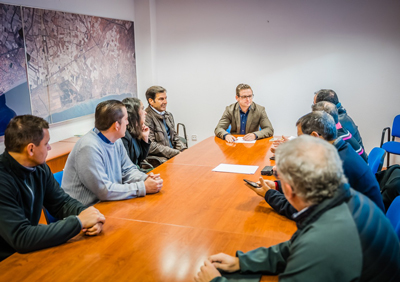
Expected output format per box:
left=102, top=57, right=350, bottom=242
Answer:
left=0, top=136, right=296, bottom=281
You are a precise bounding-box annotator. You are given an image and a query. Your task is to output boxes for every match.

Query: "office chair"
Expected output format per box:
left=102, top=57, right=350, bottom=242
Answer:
left=43, top=170, right=64, bottom=224
left=381, top=114, right=400, bottom=167
left=368, top=147, right=386, bottom=174
left=386, top=196, right=400, bottom=240
left=177, top=123, right=188, bottom=148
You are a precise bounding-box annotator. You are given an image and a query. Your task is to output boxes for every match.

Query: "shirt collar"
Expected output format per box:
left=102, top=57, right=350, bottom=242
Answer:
left=150, top=105, right=165, bottom=115
left=239, top=105, right=251, bottom=114
left=94, top=128, right=113, bottom=144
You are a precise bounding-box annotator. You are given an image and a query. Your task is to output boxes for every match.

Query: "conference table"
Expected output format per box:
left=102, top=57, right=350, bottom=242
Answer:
left=0, top=136, right=297, bottom=281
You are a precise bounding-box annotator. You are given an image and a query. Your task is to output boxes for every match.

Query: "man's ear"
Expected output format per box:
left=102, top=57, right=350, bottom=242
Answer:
left=310, top=131, right=320, bottom=138
left=148, top=98, right=154, bottom=106
left=235, top=95, right=240, bottom=102
left=26, top=143, right=35, bottom=157
left=114, top=121, right=120, bottom=131
left=282, top=181, right=294, bottom=200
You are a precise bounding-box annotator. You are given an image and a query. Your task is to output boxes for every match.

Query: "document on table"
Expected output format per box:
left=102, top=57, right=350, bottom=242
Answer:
left=235, top=137, right=256, bottom=143
left=212, top=163, right=259, bottom=174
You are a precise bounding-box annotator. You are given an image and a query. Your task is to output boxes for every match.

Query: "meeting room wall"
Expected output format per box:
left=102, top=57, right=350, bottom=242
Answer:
left=134, top=0, right=400, bottom=163
left=0, top=0, right=136, bottom=153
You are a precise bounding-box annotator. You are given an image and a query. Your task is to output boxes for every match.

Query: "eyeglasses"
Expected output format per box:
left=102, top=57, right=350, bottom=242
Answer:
left=239, top=94, right=254, bottom=100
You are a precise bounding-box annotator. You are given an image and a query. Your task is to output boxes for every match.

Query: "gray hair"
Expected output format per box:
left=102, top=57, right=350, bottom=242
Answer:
left=275, top=135, right=347, bottom=205
left=296, top=111, right=337, bottom=141
left=312, top=101, right=339, bottom=124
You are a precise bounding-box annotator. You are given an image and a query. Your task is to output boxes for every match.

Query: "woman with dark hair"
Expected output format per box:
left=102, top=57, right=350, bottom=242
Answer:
left=121, top=97, right=151, bottom=168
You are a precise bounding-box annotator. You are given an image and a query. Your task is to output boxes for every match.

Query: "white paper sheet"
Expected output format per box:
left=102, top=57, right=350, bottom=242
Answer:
left=235, top=137, right=256, bottom=144
left=212, top=163, right=259, bottom=174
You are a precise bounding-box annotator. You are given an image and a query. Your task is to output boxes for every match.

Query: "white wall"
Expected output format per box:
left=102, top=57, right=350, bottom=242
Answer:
left=2, top=0, right=400, bottom=165
left=134, top=0, right=400, bottom=163
left=0, top=0, right=136, bottom=152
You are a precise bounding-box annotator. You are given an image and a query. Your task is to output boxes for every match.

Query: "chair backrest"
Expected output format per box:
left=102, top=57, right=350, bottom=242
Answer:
left=368, top=147, right=386, bottom=174
left=226, top=125, right=231, bottom=133
left=53, top=170, right=64, bottom=186
left=392, top=114, right=400, bottom=138
left=386, top=196, right=400, bottom=240
left=43, top=170, right=64, bottom=224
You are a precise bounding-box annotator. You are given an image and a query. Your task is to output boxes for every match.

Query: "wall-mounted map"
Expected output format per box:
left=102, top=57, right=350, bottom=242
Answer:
left=0, top=4, right=31, bottom=135
left=0, top=3, right=137, bottom=134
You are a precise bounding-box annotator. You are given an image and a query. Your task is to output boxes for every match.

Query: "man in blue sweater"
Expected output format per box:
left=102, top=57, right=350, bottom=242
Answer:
left=250, top=111, right=384, bottom=216
left=63, top=100, right=164, bottom=206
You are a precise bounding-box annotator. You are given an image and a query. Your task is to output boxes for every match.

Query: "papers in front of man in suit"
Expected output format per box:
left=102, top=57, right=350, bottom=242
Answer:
left=234, top=137, right=256, bottom=144
left=212, top=164, right=259, bottom=174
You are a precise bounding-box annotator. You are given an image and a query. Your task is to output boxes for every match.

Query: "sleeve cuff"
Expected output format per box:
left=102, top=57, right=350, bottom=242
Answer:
left=76, top=216, right=83, bottom=229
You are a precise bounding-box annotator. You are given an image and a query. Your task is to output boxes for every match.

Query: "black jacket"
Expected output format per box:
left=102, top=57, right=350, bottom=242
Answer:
left=376, top=164, right=400, bottom=211
left=121, top=130, right=151, bottom=167
left=337, top=103, right=364, bottom=150
left=214, top=185, right=400, bottom=282
left=265, top=138, right=385, bottom=217
left=0, top=151, right=86, bottom=261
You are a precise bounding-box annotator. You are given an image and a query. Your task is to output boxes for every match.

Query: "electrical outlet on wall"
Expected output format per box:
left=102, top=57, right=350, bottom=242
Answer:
left=191, top=134, right=197, bottom=141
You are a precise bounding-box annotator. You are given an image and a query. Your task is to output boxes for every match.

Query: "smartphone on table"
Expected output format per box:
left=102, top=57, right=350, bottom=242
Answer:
left=243, top=179, right=261, bottom=188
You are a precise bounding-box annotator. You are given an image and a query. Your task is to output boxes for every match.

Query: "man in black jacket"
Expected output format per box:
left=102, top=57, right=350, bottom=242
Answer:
left=256, top=111, right=384, bottom=214
left=314, top=89, right=364, bottom=150
left=0, top=115, right=105, bottom=262
left=195, top=136, right=400, bottom=282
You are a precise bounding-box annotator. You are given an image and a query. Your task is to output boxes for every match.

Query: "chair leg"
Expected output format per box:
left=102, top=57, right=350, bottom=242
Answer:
left=387, top=153, right=390, bottom=168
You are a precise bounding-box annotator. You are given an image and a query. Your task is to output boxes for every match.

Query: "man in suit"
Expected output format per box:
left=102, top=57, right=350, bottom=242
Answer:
left=145, top=86, right=186, bottom=160
left=214, top=83, right=274, bottom=142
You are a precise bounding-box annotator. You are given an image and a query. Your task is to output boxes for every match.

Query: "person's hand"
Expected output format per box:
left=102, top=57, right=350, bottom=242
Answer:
left=194, top=259, right=221, bottom=282
left=225, top=135, right=237, bottom=143
left=246, top=177, right=275, bottom=198
left=144, top=176, right=163, bottom=194
left=243, top=133, right=256, bottom=141
left=148, top=172, right=161, bottom=180
left=141, top=124, right=150, bottom=143
left=83, top=222, right=103, bottom=236
left=270, top=136, right=289, bottom=153
left=78, top=207, right=106, bottom=230
left=209, top=253, right=240, bottom=272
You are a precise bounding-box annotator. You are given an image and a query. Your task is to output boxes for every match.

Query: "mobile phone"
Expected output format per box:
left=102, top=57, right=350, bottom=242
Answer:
left=261, top=166, right=274, bottom=176
left=244, top=179, right=261, bottom=188
left=270, top=156, right=275, bottom=160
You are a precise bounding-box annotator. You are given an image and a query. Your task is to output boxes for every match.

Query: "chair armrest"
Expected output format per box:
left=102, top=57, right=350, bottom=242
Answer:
left=381, top=127, right=391, bottom=147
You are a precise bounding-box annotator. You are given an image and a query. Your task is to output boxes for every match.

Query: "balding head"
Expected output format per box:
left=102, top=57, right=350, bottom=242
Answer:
left=275, top=135, right=346, bottom=205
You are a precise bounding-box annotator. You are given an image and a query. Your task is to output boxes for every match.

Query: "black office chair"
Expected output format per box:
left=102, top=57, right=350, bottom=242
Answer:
left=380, top=114, right=400, bottom=167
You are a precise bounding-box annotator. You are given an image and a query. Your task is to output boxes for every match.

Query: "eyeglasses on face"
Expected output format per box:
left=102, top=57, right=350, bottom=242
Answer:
left=239, top=94, right=254, bottom=100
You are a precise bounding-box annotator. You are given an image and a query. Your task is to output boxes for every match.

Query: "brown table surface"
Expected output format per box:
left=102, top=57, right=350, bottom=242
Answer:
left=0, top=136, right=296, bottom=281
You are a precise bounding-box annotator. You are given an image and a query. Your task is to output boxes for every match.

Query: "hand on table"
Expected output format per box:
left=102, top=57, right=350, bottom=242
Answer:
left=246, top=177, right=275, bottom=198
left=83, top=222, right=103, bottom=236
left=148, top=172, right=161, bottom=180
left=78, top=206, right=106, bottom=232
left=225, top=135, right=237, bottom=143
left=194, top=259, right=221, bottom=282
left=243, top=133, right=256, bottom=141
left=209, top=253, right=240, bottom=272
left=145, top=175, right=163, bottom=193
